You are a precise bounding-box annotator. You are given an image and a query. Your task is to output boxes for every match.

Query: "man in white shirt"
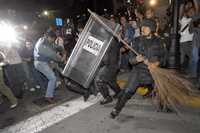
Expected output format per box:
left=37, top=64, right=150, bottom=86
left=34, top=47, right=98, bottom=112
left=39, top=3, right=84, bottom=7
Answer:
left=179, top=6, right=195, bottom=76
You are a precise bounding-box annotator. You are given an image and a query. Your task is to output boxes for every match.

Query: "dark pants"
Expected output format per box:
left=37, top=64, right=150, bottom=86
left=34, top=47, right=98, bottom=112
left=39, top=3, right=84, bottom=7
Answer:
left=113, top=66, right=154, bottom=113
left=22, top=62, right=36, bottom=88
left=180, top=42, right=192, bottom=74
left=3, top=64, right=26, bottom=98
left=120, top=53, right=130, bottom=70
left=0, top=68, right=17, bottom=105
left=95, top=66, right=120, bottom=98
left=125, top=66, right=154, bottom=92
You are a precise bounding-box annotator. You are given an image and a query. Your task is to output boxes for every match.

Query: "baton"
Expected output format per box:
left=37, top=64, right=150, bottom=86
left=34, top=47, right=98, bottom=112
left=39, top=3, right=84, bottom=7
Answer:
left=88, top=9, right=140, bottom=56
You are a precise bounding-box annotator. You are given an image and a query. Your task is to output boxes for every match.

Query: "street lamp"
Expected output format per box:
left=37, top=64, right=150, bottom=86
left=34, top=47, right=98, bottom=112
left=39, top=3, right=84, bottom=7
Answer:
left=43, top=10, right=49, bottom=16
left=149, top=0, right=157, bottom=6
left=23, top=25, right=28, bottom=30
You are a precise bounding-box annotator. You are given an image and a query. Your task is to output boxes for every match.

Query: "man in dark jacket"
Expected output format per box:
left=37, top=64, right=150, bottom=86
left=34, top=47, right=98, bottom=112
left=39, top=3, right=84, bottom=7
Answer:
left=34, top=30, right=64, bottom=104
left=95, top=39, right=121, bottom=105
left=110, top=19, right=164, bottom=119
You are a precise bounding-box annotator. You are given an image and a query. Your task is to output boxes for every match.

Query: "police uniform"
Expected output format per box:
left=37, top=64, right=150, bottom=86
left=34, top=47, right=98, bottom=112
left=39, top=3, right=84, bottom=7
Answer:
left=110, top=19, right=164, bottom=118
left=95, top=39, right=121, bottom=104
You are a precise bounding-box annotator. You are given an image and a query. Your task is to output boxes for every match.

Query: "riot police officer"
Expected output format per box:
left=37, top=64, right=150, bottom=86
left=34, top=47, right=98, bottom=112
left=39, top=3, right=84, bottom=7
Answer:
left=110, top=19, right=164, bottom=118
left=95, top=38, right=121, bottom=105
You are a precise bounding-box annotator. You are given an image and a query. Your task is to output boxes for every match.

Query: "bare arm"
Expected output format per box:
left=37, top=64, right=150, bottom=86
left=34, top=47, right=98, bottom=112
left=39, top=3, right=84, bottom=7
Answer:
left=193, top=0, right=199, bottom=14
left=179, top=3, right=185, bottom=19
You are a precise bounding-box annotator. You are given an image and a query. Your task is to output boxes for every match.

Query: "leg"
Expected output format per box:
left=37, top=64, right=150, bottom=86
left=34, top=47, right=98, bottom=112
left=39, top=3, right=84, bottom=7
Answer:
left=110, top=68, right=139, bottom=118
left=110, top=88, right=134, bottom=119
left=120, top=53, right=129, bottom=71
left=190, top=46, right=199, bottom=77
left=34, top=61, right=56, bottom=98
left=22, top=62, right=35, bottom=89
left=180, top=43, right=187, bottom=70
left=108, top=81, right=121, bottom=97
left=0, top=68, right=17, bottom=106
left=183, top=42, right=192, bottom=75
left=96, top=80, right=113, bottom=105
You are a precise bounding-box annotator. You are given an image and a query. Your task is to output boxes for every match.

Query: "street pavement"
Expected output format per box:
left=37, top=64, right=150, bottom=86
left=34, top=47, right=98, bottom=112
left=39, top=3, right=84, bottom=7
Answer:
left=1, top=72, right=200, bottom=133
left=40, top=96, right=200, bottom=133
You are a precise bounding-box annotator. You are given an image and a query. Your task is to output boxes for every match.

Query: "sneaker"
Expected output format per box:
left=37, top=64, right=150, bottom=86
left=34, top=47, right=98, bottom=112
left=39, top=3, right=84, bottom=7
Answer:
left=36, top=85, right=41, bottom=89
left=10, top=103, right=18, bottom=109
left=30, top=88, right=36, bottom=92
left=83, top=90, right=90, bottom=102
left=56, top=81, right=62, bottom=88
left=45, top=97, right=56, bottom=104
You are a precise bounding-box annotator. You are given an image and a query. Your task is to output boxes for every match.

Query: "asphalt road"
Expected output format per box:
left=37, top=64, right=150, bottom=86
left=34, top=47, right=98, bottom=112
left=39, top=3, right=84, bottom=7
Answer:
left=40, top=96, right=200, bottom=133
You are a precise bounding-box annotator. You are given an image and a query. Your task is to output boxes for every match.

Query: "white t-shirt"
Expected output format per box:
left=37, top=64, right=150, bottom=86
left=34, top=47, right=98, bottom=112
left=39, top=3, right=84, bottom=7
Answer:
left=179, top=16, right=194, bottom=43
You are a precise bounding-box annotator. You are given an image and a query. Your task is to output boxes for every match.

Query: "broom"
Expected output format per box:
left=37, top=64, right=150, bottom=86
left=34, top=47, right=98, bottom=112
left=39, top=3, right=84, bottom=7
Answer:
left=88, top=9, right=200, bottom=112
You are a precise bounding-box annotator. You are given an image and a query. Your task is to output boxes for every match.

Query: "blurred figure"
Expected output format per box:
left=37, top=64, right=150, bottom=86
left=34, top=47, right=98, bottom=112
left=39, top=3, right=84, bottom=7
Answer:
left=19, top=41, right=38, bottom=91
left=0, top=52, right=18, bottom=108
left=188, top=0, right=200, bottom=81
left=63, top=19, right=76, bottom=58
left=179, top=4, right=195, bottom=77
left=134, top=8, right=145, bottom=38
left=119, top=15, right=135, bottom=72
left=145, top=8, right=155, bottom=19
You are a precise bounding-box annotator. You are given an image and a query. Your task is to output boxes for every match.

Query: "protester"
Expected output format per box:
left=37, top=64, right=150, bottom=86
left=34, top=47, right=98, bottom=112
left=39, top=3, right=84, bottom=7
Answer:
left=0, top=52, right=18, bottom=108
left=179, top=2, right=195, bottom=77
left=119, top=15, right=135, bottom=72
left=19, top=41, right=38, bottom=91
left=188, top=0, right=200, bottom=80
left=34, top=30, right=64, bottom=104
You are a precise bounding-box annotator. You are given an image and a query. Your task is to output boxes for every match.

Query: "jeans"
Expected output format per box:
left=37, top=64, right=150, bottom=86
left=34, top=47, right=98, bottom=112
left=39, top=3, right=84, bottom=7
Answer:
left=120, top=53, right=130, bottom=70
left=22, top=62, right=36, bottom=88
left=180, top=42, right=192, bottom=74
left=34, top=61, right=56, bottom=98
left=191, top=46, right=199, bottom=77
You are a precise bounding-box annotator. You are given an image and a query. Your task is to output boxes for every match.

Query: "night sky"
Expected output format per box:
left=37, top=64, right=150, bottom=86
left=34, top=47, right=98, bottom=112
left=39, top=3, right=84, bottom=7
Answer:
left=0, top=0, right=113, bottom=16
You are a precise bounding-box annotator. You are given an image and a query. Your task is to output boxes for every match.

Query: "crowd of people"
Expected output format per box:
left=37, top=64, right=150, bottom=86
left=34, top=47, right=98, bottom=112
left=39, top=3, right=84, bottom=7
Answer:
left=0, top=0, right=199, bottom=120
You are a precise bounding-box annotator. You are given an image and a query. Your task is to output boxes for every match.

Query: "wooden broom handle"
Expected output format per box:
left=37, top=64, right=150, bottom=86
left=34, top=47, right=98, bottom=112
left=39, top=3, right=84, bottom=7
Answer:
left=88, top=9, right=140, bottom=56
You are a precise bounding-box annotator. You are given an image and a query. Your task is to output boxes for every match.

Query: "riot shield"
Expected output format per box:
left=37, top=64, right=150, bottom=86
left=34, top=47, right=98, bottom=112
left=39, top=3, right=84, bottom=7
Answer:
left=63, top=14, right=120, bottom=88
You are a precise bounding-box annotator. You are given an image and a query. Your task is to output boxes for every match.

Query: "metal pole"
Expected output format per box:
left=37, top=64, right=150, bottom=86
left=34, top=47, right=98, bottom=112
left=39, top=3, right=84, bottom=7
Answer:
left=168, top=0, right=180, bottom=68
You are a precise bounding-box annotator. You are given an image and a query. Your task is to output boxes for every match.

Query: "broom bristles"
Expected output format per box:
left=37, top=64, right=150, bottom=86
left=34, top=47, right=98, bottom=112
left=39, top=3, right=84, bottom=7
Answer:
left=150, top=67, right=200, bottom=109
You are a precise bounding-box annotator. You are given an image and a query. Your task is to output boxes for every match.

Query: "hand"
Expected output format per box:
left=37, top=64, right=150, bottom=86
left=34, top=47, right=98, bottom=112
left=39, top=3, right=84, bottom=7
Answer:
left=136, top=55, right=144, bottom=63
left=61, top=57, right=66, bottom=63
left=144, top=59, right=149, bottom=65
left=57, top=54, right=62, bottom=59
left=117, top=34, right=122, bottom=42
left=148, top=62, right=159, bottom=70
left=120, top=47, right=126, bottom=53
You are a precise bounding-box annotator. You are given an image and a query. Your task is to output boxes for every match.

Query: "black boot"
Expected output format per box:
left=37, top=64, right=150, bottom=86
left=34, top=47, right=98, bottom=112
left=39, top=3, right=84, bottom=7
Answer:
left=100, top=96, right=113, bottom=105
left=84, top=90, right=90, bottom=102
left=110, top=91, right=133, bottom=119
